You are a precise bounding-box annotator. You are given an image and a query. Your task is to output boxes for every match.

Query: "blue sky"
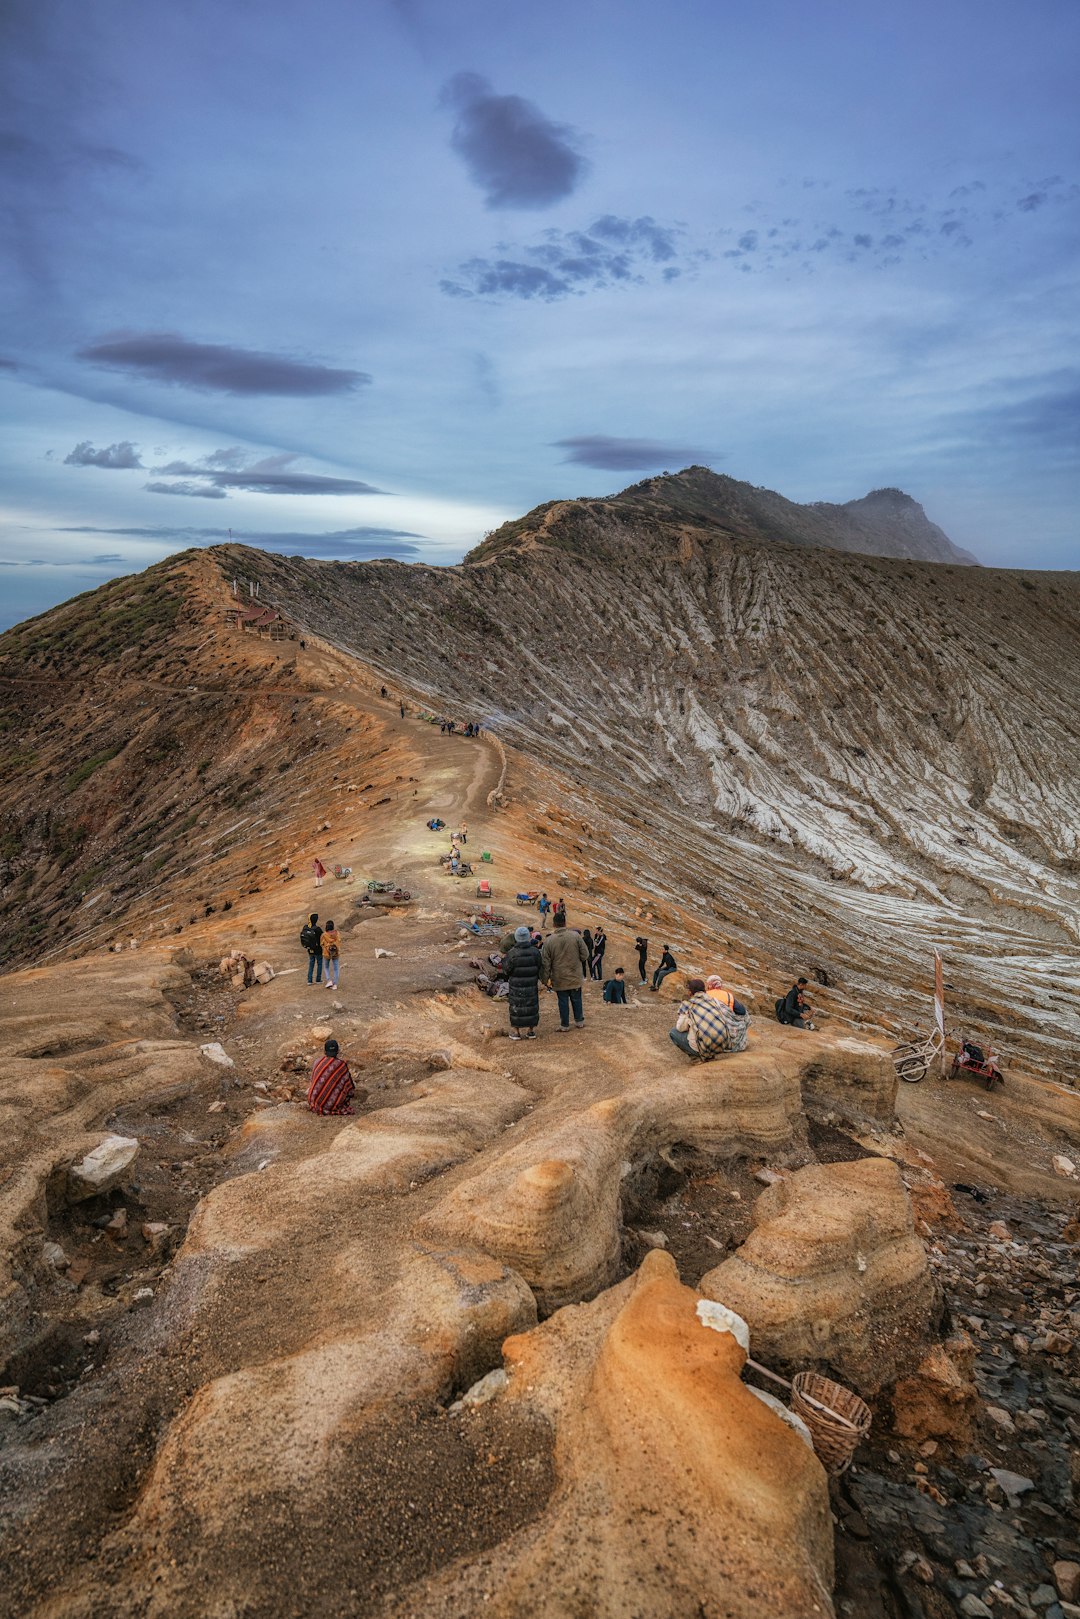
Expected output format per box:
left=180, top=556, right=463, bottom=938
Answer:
left=1, top=0, right=1078, bottom=628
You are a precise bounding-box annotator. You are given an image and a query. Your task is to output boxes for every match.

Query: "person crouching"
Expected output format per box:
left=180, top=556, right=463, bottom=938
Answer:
left=504, top=924, right=543, bottom=1040
left=307, top=1039, right=363, bottom=1115
left=670, top=980, right=750, bottom=1061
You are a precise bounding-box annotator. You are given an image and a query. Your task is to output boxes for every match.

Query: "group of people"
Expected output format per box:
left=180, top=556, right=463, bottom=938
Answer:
left=300, top=912, right=342, bottom=989
left=499, top=912, right=628, bottom=1038
left=438, top=718, right=481, bottom=737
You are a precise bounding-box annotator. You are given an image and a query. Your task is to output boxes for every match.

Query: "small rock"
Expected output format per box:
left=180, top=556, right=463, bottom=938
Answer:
left=374, top=948, right=395, bottom=959
left=989, top=1220, right=1012, bottom=1241
left=426, top=1050, right=453, bottom=1071
left=251, top=961, right=274, bottom=984
left=42, top=1240, right=68, bottom=1269
left=919, top=1439, right=939, bottom=1457
left=1053, top=1155, right=1077, bottom=1178
left=956, top=1561, right=977, bottom=1579
left=985, top=1405, right=1016, bottom=1434
left=1030, top=1585, right=1057, bottom=1608
left=448, top=1368, right=508, bottom=1414
left=1043, top=1332, right=1073, bottom=1356
left=199, top=1042, right=235, bottom=1068
left=959, top=1597, right=993, bottom=1618
left=754, top=1168, right=785, bottom=1186
left=1055, top=1564, right=1080, bottom=1605
left=990, top=1467, right=1034, bottom=1506
left=83, top=1330, right=100, bottom=1346
left=141, top=1222, right=169, bottom=1253
left=133, top=1286, right=154, bottom=1302
left=207, top=1100, right=227, bottom=1114
left=635, top=1229, right=669, bottom=1250
left=332, top=1001, right=346, bottom=1012
left=104, top=1208, right=127, bottom=1236
left=310, top=1025, right=333, bottom=1041
left=68, top=1135, right=139, bottom=1202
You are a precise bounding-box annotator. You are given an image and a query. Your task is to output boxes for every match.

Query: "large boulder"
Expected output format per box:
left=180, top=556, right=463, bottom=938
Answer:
left=799, top=1036, right=897, bottom=1124
left=67, top=1135, right=139, bottom=1202
left=699, top=1157, right=937, bottom=1395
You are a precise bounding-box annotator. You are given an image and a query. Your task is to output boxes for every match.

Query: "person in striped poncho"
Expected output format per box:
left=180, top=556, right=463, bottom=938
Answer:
left=307, top=1039, right=357, bottom=1115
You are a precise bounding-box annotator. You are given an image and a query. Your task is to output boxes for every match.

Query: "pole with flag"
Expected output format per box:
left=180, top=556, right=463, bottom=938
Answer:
left=933, top=949, right=946, bottom=1073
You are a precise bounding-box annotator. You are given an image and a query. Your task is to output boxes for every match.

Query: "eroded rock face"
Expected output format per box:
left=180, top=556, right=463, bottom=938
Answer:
left=699, top=1158, right=937, bottom=1394
left=385, top=1250, right=835, bottom=1619
left=891, top=1333, right=979, bottom=1446
left=421, top=1056, right=805, bottom=1311
left=799, top=1037, right=897, bottom=1125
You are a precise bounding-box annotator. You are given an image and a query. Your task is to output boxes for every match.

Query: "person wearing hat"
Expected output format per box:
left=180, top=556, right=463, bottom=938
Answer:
left=503, top=924, right=544, bottom=1041
left=307, top=1038, right=362, bottom=1115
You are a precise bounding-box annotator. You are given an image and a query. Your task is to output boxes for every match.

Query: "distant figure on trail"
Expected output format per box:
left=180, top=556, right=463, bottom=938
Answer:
left=777, top=978, right=814, bottom=1029
left=706, top=975, right=746, bottom=1015
left=400, top=700, right=406, bottom=718
left=670, top=981, right=750, bottom=1061
left=459, top=820, right=468, bottom=844
left=307, top=1039, right=360, bottom=1115
left=553, top=896, right=566, bottom=927
left=380, top=685, right=388, bottom=698
left=651, top=945, right=677, bottom=992
left=440, top=719, right=447, bottom=734
left=322, top=921, right=341, bottom=989
left=635, top=936, right=649, bottom=984
left=504, top=925, right=543, bottom=1040
left=301, top=912, right=323, bottom=984
left=603, top=967, right=627, bottom=1004
left=541, top=914, right=589, bottom=1031
left=590, top=926, right=607, bottom=980
left=537, top=893, right=551, bottom=928
left=582, top=928, right=594, bottom=970
left=312, top=857, right=326, bottom=888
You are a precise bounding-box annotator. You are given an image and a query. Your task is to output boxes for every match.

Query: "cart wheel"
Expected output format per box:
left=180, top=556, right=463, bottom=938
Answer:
left=897, top=1056, right=928, bottom=1083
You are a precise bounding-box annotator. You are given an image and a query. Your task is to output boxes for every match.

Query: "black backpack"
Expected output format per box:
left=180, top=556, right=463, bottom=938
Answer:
left=300, top=924, right=319, bottom=951
left=774, top=996, right=789, bottom=1025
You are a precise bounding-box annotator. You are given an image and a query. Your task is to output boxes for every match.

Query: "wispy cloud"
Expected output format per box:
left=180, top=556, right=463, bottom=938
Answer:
left=76, top=332, right=371, bottom=396
left=58, top=523, right=423, bottom=558
left=441, top=72, right=587, bottom=209
left=442, top=214, right=690, bottom=301
left=554, top=435, right=719, bottom=471
left=63, top=439, right=143, bottom=469
left=145, top=450, right=384, bottom=498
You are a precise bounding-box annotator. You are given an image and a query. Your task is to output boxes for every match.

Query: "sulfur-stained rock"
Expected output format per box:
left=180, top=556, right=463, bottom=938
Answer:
left=891, top=1333, right=978, bottom=1445
left=699, top=1158, right=936, bottom=1395
left=386, top=1250, right=834, bottom=1619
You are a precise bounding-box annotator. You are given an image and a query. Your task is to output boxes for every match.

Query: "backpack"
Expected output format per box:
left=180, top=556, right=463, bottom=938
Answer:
left=300, top=925, right=319, bottom=951
left=774, top=997, right=789, bottom=1025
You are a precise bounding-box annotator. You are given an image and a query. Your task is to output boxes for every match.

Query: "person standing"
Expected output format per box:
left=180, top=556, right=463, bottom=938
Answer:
left=651, top=944, right=678, bottom=992
left=307, top=1039, right=359, bottom=1115
left=537, top=893, right=551, bottom=929
left=582, top=928, right=594, bottom=971
left=541, top=914, right=589, bottom=1031
left=399, top=700, right=406, bottom=718
left=312, top=857, right=326, bottom=888
left=591, top=926, right=607, bottom=981
left=635, top=936, right=649, bottom=984
left=459, top=820, right=468, bottom=844
left=553, top=896, right=566, bottom=927
left=322, top=920, right=341, bottom=989
left=301, top=912, right=323, bottom=984
left=503, top=924, right=543, bottom=1040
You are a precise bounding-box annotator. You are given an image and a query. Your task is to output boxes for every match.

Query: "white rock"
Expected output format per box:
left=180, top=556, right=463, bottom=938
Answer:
left=1053, top=1154, right=1077, bottom=1178
left=133, top=1286, right=154, bottom=1302
left=695, top=1298, right=750, bottom=1352
left=374, top=948, right=395, bottom=959
left=449, top=1368, right=508, bottom=1413
left=68, top=1135, right=139, bottom=1202
left=754, top=1168, right=785, bottom=1186
left=42, top=1241, right=68, bottom=1269
left=252, top=962, right=275, bottom=984
left=200, top=1042, right=235, bottom=1068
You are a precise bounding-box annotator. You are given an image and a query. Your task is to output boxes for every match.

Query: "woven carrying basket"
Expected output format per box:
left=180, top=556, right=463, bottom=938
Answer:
left=790, top=1372, right=872, bottom=1475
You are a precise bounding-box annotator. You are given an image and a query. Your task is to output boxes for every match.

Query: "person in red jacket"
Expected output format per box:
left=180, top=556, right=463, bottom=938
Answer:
left=307, top=1039, right=361, bottom=1115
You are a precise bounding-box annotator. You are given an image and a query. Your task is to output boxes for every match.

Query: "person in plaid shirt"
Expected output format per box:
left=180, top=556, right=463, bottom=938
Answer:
left=670, top=979, right=750, bottom=1060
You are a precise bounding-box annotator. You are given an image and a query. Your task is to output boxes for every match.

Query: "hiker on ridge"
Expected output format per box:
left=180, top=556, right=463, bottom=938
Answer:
left=301, top=912, right=323, bottom=984
left=503, top=924, right=543, bottom=1041
left=541, top=914, right=589, bottom=1031
left=651, top=944, right=678, bottom=992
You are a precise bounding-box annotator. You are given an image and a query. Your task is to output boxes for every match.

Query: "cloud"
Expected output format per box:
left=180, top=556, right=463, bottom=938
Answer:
left=553, top=435, right=718, bottom=471
left=76, top=332, right=371, bottom=396
left=144, top=479, right=228, bottom=499
left=0, top=356, right=19, bottom=371
left=442, top=71, right=586, bottom=209
left=146, top=451, right=383, bottom=497
left=442, top=214, right=688, bottom=301
left=63, top=439, right=143, bottom=469
left=59, top=524, right=423, bottom=559
left=955, top=370, right=1080, bottom=452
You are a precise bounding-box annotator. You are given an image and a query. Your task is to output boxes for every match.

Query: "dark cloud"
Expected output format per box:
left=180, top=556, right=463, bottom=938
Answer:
left=442, top=71, right=586, bottom=209
left=144, top=480, right=228, bottom=499
left=0, top=357, right=20, bottom=371
left=63, top=439, right=143, bottom=469
left=76, top=332, right=371, bottom=396
left=957, top=370, right=1080, bottom=452
left=553, top=436, right=718, bottom=472
left=59, top=523, right=422, bottom=559
left=442, top=215, right=686, bottom=301
left=147, top=451, right=383, bottom=497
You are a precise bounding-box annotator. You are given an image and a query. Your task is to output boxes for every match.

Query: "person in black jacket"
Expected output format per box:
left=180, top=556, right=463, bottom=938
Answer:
left=301, top=913, right=323, bottom=984
left=780, top=978, right=814, bottom=1029
left=590, top=926, right=607, bottom=980
left=635, top=936, right=649, bottom=984
left=651, top=945, right=677, bottom=991
left=504, top=925, right=543, bottom=1040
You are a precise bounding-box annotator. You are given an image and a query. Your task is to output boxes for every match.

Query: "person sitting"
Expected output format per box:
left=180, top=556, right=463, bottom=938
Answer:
left=777, top=978, right=814, bottom=1029
left=603, top=967, right=628, bottom=1004
left=651, top=945, right=678, bottom=991
left=670, top=981, right=750, bottom=1061
left=307, top=1038, right=361, bottom=1115
left=705, top=975, right=747, bottom=1016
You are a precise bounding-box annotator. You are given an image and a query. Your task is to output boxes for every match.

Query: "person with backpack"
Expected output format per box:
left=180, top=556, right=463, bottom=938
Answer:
left=603, top=966, right=627, bottom=1004
left=301, top=913, right=323, bottom=984
left=670, top=981, right=750, bottom=1061
left=651, top=944, right=678, bottom=992
left=322, top=920, right=341, bottom=989
left=503, top=924, right=543, bottom=1040
left=635, top=936, right=649, bottom=984
left=776, top=978, right=814, bottom=1028
left=590, top=926, right=607, bottom=980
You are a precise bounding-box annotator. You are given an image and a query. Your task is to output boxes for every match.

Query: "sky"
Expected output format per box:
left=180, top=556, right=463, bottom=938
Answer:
left=1, top=0, right=1078, bottom=629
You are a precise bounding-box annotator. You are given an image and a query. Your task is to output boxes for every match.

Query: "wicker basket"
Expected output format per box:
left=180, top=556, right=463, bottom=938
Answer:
left=790, top=1371, right=872, bottom=1474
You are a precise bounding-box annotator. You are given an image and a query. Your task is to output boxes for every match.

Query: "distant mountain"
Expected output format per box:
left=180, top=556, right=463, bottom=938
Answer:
left=468, top=467, right=979, bottom=566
